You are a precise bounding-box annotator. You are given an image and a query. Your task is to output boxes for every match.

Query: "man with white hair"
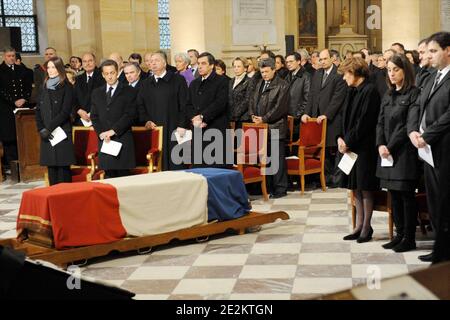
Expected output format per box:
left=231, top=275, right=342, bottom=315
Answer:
left=137, top=52, right=189, bottom=170
left=298, top=48, right=315, bottom=77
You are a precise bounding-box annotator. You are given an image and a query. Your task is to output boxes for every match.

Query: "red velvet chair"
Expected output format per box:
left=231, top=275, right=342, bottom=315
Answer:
left=44, top=126, right=102, bottom=186
left=287, top=115, right=294, bottom=154
left=236, top=123, right=269, bottom=201
left=286, top=118, right=327, bottom=194
left=129, top=126, right=163, bottom=175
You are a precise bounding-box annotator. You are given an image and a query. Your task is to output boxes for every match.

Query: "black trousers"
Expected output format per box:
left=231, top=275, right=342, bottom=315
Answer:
left=47, top=166, right=71, bottom=186
left=390, top=190, right=418, bottom=240
left=104, top=169, right=130, bottom=179
left=424, top=163, right=440, bottom=231
left=267, top=139, right=288, bottom=195
left=2, top=141, right=18, bottom=165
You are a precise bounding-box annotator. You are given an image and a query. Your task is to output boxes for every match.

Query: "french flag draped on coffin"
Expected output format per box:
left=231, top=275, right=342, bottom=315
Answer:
left=16, top=169, right=251, bottom=249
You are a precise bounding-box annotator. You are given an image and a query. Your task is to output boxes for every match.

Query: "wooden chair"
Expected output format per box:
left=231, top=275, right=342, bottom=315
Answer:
left=351, top=190, right=393, bottom=239
left=0, top=142, right=3, bottom=183
left=236, top=123, right=269, bottom=201
left=287, top=115, right=294, bottom=154
left=129, top=126, right=163, bottom=175
left=286, top=118, right=327, bottom=194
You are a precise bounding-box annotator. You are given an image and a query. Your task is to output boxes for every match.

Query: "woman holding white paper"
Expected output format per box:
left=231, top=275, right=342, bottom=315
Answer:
left=337, top=57, right=381, bottom=243
left=376, top=54, right=421, bottom=252
left=35, top=57, right=75, bottom=185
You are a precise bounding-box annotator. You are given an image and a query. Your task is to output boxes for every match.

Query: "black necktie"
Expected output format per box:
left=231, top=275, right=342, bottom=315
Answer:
left=428, top=71, right=442, bottom=98
left=106, top=86, right=114, bottom=105
left=421, top=71, right=443, bottom=131
left=321, top=72, right=328, bottom=88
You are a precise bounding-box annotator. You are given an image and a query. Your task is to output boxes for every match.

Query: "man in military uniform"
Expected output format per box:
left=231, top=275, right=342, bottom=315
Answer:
left=0, top=47, right=33, bottom=172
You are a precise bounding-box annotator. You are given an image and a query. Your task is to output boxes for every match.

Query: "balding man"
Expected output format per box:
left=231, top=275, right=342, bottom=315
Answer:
left=302, top=49, right=347, bottom=187
left=73, top=52, right=105, bottom=125
left=109, top=52, right=126, bottom=84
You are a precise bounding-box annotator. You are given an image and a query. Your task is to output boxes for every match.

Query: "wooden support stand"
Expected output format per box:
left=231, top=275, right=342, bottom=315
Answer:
left=0, top=211, right=289, bottom=268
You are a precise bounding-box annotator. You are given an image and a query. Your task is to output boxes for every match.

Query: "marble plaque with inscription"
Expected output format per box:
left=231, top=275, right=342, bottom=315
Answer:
left=232, top=0, right=277, bottom=45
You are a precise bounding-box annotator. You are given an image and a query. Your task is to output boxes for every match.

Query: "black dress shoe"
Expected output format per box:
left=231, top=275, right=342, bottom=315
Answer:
left=392, top=239, right=416, bottom=253
left=357, top=227, right=373, bottom=243
left=418, top=252, right=434, bottom=262
left=269, top=193, right=287, bottom=199
left=382, top=235, right=403, bottom=249
left=343, top=231, right=361, bottom=240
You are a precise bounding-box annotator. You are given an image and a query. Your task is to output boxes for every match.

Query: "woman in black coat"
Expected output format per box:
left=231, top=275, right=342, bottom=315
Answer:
left=35, top=57, right=75, bottom=186
left=228, top=57, right=251, bottom=127
left=376, top=54, right=420, bottom=252
left=337, top=57, right=381, bottom=243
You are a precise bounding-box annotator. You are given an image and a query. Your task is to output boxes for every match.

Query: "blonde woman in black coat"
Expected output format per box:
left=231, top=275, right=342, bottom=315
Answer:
left=35, top=57, right=75, bottom=185
left=376, top=54, right=420, bottom=252
left=228, top=57, right=251, bottom=127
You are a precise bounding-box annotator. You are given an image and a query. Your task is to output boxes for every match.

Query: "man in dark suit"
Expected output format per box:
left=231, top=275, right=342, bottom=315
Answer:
left=124, top=62, right=143, bottom=90
left=186, top=52, right=229, bottom=168
left=416, top=38, right=435, bottom=92
left=301, top=49, right=347, bottom=186
left=285, top=52, right=310, bottom=147
left=188, top=49, right=201, bottom=79
left=137, top=52, right=189, bottom=171
left=73, top=53, right=105, bottom=125
left=90, top=60, right=136, bottom=178
left=408, top=31, right=450, bottom=263
left=249, top=58, right=290, bottom=198
left=0, top=47, right=33, bottom=171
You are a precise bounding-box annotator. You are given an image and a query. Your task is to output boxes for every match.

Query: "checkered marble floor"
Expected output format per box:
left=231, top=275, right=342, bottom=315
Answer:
left=0, top=178, right=433, bottom=300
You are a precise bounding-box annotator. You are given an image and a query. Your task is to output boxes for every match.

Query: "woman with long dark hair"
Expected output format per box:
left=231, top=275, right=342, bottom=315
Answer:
left=35, top=57, right=75, bottom=185
left=338, top=57, right=381, bottom=243
left=376, top=54, right=420, bottom=252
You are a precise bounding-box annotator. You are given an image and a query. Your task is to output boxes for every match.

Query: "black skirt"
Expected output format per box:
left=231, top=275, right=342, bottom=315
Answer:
left=380, top=179, right=416, bottom=192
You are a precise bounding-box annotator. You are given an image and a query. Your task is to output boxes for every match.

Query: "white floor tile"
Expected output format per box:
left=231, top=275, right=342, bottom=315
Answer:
left=239, top=265, right=297, bottom=279
left=173, top=279, right=236, bottom=294
left=298, top=253, right=351, bottom=265
left=152, top=243, right=207, bottom=256
left=251, top=243, right=301, bottom=254
left=128, top=266, right=189, bottom=280
left=351, top=264, right=409, bottom=279
left=193, top=254, right=248, bottom=266
left=293, top=278, right=353, bottom=294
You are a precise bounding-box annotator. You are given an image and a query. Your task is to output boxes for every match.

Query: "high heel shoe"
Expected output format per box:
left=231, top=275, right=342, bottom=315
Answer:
left=343, top=230, right=361, bottom=240
left=357, top=227, right=373, bottom=243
